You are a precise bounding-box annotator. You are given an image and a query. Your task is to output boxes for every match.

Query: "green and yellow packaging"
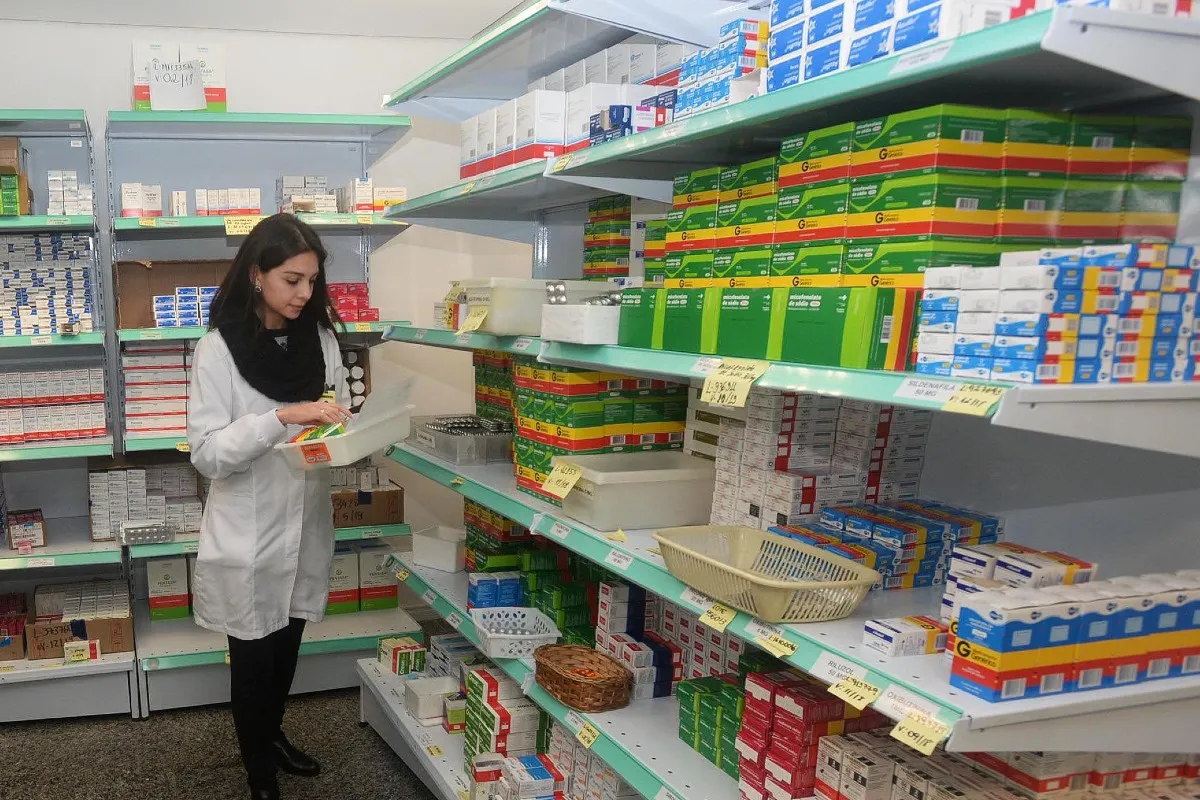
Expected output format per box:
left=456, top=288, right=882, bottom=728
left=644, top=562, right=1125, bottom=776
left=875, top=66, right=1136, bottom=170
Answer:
left=673, top=167, right=721, bottom=208
left=716, top=287, right=774, bottom=359
left=770, top=243, right=844, bottom=285
left=851, top=104, right=1006, bottom=178
left=846, top=172, right=1000, bottom=241
left=1067, top=115, right=1135, bottom=180
left=1121, top=181, right=1181, bottom=242
left=764, top=286, right=918, bottom=370
left=773, top=182, right=849, bottom=244
left=715, top=194, right=776, bottom=247
left=664, top=249, right=716, bottom=280
left=713, top=246, right=772, bottom=279
left=778, top=122, right=854, bottom=189
left=841, top=239, right=999, bottom=287
left=1002, top=110, right=1071, bottom=178
left=718, top=157, right=778, bottom=201
left=997, top=176, right=1066, bottom=243
left=643, top=218, right=668, bottom=282
left=661, top=285, right=720, bottom=354
left=1129, top=116, right=1191, bottom=181
left=583, top=245, right=630, bottom=277
left=1059, top=178, right=1125, bottom=242
left=666, top=204, right=717, bottom=252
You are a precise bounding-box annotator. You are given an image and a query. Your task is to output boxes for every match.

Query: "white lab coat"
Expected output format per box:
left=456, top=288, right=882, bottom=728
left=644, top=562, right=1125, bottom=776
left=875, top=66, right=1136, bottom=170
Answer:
left=186, top=327, right=349, bottom=641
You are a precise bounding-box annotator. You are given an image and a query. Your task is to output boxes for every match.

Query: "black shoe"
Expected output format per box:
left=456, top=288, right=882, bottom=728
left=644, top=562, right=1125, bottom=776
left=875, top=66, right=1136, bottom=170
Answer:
left=271, top=734, right=321, bottom=777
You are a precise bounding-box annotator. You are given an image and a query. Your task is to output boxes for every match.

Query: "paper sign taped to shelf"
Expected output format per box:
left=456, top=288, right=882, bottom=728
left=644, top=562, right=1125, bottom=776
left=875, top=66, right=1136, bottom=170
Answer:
left=460, top=181, right=477, bottom=196
left=353, top=322, right=373, bottom=332
left=605, top=529, right=626, bottom=542
left=139, top=218, right=157, bottom=228
left=828, top=675, right=881, bottom=710
left=449, top=476, right=465, bottom=487
left=443, top=282, right=461, bottom=305
left=943, top=384, right=1005, bottom=416
left=141, top=330, right=165, bottom=340
left=891, top=714, right=951, bottom=756
left=811, top=652, right=867, bottom=685
left=891, top=41, right=953, bottom=74
left=692, top=356, right=723, bottom=375
left=175, top=441, right=191, bottom=453
left=512, top=337, right=535, bottom=351
left=224, top=215, right=264, bottom=236
left=894, top=377, right=960, bottom=405
left=426, top=745, right=443, bottom=757
left=422, top=589, right=436, bottom=605
left=551, top=154, right=573, bottom=173
left=447, top=611, right=463, bottom=630
left=680, top=588, right=715, bottom=613
left=604, top=549, right=633, bottom=572
left=576, top=722, right=600, bottom=749
left=699, top=603, right=736, bottom=633
left=224, top=652, right=231, bottom=665
left=455, top=333, right=473, bottom=345
left=457, top=305, right=489, bottom=334
left=541, top=461, right=583, bottom=499
left=149, top=59, right=206, bottom=110
left=27, top=557, right=55, bottom=568
left=746, top=620, right=796, bottom=658
left=396, top=568, right=410, bottom=582
left=47, top=216, right=72, bottom=224
left=0, top=665, right=14, bottom=673
left=356, top=214, right=373, bottom=225
left=700, top=358, right=770, bottom=408
left=183, top=542, right=199, bottom=554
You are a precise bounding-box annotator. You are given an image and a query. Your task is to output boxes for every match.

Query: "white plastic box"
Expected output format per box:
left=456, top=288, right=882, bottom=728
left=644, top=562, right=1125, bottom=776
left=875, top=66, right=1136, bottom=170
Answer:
left=540, top=304, right=620, bottom=345
left=552, top=451, right=716, bottom=531
left=274, top=403, right=413, bottom=469
left=412, top=525, right=467, bottom=573
left=405, top=676, right=460, bottom=722
left=458, top=277, right=598, bottom=336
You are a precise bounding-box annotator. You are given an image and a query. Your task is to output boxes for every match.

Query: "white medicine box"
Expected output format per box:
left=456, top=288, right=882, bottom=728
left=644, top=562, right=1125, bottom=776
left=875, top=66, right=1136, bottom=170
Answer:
left=514, top=90, right=566, bottom=166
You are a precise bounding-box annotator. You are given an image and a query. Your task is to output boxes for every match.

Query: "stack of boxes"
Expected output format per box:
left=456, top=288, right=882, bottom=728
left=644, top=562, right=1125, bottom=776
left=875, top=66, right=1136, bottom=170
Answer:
left=122, top=341, right=193, bottom=440
left=277, top=175, right=333, bottom=211
left=678, top=674, right=744, bottom=780
left=46, top=170, right=94, bottom=217
left=0, top=233, right=96, bottom=337
left=5, top=509, right=47, bottom=551
left=426, top=632, right=484, bottom=680
left=88, top=463, right=203, bottom=542
left=546, top=721, right=638, bottom=800
left=675, top=19, right=769, bottom=119
left=328, top=281, right=379, bottom=323
left=379, top=635, right=426, bottom=675
left=583, top=196, right=632, bottom=280
left=474, top=350, right=516, bottom=425
left=325, top=541, right=402, bottom=614
left=150, top=285, right=216, bottom=328
left=640, top=218, right=669, bottom=285
left=0, top=366, right=107, bottom=445
left=918, top=243, right=1199, bottom=383
left=186, top=186, right=263, bottom=217
left=463, top=665, right=552, bottom=765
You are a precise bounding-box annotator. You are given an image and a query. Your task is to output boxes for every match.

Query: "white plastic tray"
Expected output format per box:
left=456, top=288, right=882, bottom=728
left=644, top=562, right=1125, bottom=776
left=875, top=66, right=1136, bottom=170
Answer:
left=553, top=451, right=715, bottom=532
left=275, top=403, right=414, bottom=469
left=412, top=525, right=466, bottom=573
left=459, top=277, right=598, bottom=336
left=541, top=304, right=620, bottom=345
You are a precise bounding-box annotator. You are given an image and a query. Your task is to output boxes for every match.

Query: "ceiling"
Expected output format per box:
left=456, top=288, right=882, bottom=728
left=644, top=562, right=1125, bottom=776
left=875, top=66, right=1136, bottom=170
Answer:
left=0, top=0, right=528, bottom=39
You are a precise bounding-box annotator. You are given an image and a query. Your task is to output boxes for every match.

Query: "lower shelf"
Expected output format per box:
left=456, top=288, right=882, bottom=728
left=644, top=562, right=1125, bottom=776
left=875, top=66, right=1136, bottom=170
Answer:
left=357, top=658, right=470, bottom=800
left=127, top=524, right=412, bottom=558
left=0, top=653, right=137, bottom=722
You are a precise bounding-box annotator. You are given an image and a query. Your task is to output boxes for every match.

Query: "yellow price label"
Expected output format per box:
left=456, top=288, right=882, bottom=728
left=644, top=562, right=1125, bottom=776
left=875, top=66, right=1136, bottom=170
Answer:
left=828, top=675, right=881, bottom=710
left=942, top=383, right=1005, bottom=416
left=0, top=665, right=14, bottom=672
left=224, top=652, right=231, bottom=665
left=396, top=569, right=411, bottom=582
left=700, top=358, right=771, bottom=408
left=551, top=154, right=574, bottom=173
left=449, top=476, right=465, bottom=487
left=576, top=722, right=600, bottom=748
left=443, top=282, right=461, bottom=305
left=224, top=215, right=264, bottom=236
left=756, top=633, right=798, bottom=659
left=356, top=214, right=373, bottom=224
left=460, top=181, right=477, bottom=195
left=699, top=602, right=736, bottom=633
left=541, top=461, right=583, bottom=500
left=890, top=714, right=951, bottom=756
left=458, top=792, right=469, bottom=800
left=174, top=441, right=191, bottom=453
left=647, top=546, right=660, bottom=555
left=605, top=529, right=627, bottom=542
left=353, top=322, right=373, bottom=332
left=457, top=305, right=488, bottom=334
left=138, top=217, right=157, bottom=227
left=426, top=744, right=443, bottom=757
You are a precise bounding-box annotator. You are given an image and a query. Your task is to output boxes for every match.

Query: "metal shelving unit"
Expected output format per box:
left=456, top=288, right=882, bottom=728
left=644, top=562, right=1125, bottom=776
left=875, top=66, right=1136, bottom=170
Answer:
left=0, top=515, right=121, bottom=570
left=113, top=212, right=408, bottom=236
left=126, top=523, right=412, bottom=559
left=0, top=652, right=138, bottom=723
left=0, top=437, right=114, bottom=463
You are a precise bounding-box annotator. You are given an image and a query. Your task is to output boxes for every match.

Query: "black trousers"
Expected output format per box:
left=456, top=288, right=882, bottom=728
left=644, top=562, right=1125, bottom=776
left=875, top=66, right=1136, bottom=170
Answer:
left=228, top=617, right=306, bottom=787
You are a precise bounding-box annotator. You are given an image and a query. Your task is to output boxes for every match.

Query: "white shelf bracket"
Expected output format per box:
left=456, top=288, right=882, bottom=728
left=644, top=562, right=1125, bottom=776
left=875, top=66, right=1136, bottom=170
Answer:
left=1041, top=6, right=1200, bottom=102
left=545, top=170, right=674, bottom=204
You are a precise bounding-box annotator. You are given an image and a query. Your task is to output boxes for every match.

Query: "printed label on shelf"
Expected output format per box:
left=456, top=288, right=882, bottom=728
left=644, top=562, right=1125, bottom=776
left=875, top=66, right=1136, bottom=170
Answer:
left=891, top=714, right=951, bottom=756
left=564, top=710, right=586, bottom=733
left=17, top=542, right=31, bottom=556
left=27, top=557, right=55, bottom=568
left=512, top=337, right=535, bottom=351
left=356, top=214, right=373, bottom=225
left=576, top=722, right=600, bottom=749
left=457, top=305, right=489, bottom=334
left=182, top=542, right=199, bottom=554
left=746, top=620, right=796, bottom=658
left=656, top=788, right=683, bottom=800
left=426, top=744, right=443, bottom=757
left=943, top=384, right=1005, bottom=416
left=371, top=663, right=383, bottom=679
left=680, top=588, right=716, bottom=612
left=455, top=333, right=473, bottom=345
left=874, top=683, right=944, bottom=725
left=29, top=335, right=52, bottom=346
left=175, top=441, right=192, bottom=453
left=414, top=328, right=427, bottom=340
left=894, top=377, right=960, bottom=405
left=828, top=675, right=881, bottom=710
left=141, top=330, right=165, bottom=340
left=605, top=529, right=626, bottom=542
left=138, top=218, right=157, bottom=228
left=422, top=589, right=437, bottom=605
left=811, top=651, right=868, bottom=685
left=158, top=218, right=180, bottom=227
left=700, top=358, right=770, bottom=408
left=447, top=611, right=463, bottom=629
left=891, top=41, right=952, bottom=74
left=360, top=528, right=383, bottom=539
left=692, top=356, right=723, bottom=375
left=396, top=568, right=411, bottom=582
left=224, top=216, right=264, bottom=236
left=699, top=602, right=736, bottom=633
left=541, top=461, right=583, bottom=499
left=47, top=216, right=72, bottom=225
left=604, top=549, right=633, bottom=571
left=70, top=138, right=83, bottom=148
left=548, top=521, right=571, bottom=541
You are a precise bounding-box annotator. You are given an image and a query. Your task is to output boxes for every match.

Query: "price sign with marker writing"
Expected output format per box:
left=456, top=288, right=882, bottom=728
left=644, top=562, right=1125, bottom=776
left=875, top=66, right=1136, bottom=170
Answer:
left=700, top=358, right=770, bottom=408
left=828, top=675, right=881, bottom=710
left=891, top=714, right=951, bottom=755
left=541, top=461, right=583, bottom=499
left=943, top=383, right=1005, bottom=416
left=457, top=305, right=489, bottom=334
left=699, top=602, right=736, bottom=633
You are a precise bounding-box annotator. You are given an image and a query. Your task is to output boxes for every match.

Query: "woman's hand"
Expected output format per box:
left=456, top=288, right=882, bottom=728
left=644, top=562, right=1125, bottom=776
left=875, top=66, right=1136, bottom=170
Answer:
left=276, top=402, right=352, bottom=427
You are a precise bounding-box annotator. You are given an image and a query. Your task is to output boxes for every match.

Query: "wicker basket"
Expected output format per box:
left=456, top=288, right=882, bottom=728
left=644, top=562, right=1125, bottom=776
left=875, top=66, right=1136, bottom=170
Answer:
left=534, top=644, right=631, bottom=713
left=652, top=525, right=880, bottom=623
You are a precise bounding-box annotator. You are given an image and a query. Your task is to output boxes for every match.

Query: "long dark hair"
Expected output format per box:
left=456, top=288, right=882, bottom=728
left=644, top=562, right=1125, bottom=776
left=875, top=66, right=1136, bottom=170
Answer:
left=208, top=213, right=341, bottom=333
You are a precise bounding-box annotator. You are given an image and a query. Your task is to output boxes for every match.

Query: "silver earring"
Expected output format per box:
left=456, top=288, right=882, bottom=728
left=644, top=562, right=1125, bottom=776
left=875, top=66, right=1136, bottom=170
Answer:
left=254, top=280, right=262, bottom=293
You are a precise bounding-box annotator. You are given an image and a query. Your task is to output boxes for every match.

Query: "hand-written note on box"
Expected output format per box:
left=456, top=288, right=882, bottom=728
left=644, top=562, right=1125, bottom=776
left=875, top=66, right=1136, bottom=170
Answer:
left=149, top=60, right=206, bottom=111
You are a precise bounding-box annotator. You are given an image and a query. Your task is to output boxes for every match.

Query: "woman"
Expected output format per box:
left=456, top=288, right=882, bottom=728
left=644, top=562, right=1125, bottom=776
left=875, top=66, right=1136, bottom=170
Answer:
left=187, top=213, right=352, bottom=800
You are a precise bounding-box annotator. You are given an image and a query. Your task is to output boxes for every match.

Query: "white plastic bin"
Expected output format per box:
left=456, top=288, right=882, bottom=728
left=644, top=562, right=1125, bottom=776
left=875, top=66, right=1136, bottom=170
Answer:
left=412, top=525, right=467, bottom=572
left=459, top=277, right=599, bottom=335
left=552, top=451, right=715, bottom=532
left=275, top=403, right=413, bottom=470
left=540, top=304, right=620, bottom=344
left=404, top=676, right=460, bottom=722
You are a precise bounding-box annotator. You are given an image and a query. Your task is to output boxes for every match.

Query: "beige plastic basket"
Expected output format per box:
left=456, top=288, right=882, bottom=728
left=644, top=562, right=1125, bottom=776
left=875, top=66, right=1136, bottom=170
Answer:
left=652, top=526, right=881, bottom=623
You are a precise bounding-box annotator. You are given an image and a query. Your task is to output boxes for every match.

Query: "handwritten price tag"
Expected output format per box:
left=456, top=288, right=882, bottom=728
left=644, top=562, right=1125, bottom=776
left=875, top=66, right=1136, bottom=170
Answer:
left=943, top=383, right=1005, bottom=416
left=174, top=441, right=191, bottom=453
left=396, top=568, right=411, bottom=582
left=745, top=620, right=796, bottom=658
left=551, top=154, right=573, bottom=173
left=443, top=282, right=462, bottom=305
left=576, top=722, right=600, bottom=749
left=457, top=305, right=489, bottom=334
left=541, top=461, right=583, bottom=499
left=700, top=358, right=770, bottom=408
left=449, top=476, right=465, bottom=487
left=891, top=714, right=951, bottom=755
left=138, top=217, right=157, bottom=228
left=356, top=214, right=374, bottom=224
left=605, top=529, right=627, bottom=542
left=604, top=549, right=633, bottom=571
left=224, top=652, right=231, bottom=665
left=699, top=602, right=736, bottom=633
left=828, top=675, right=881, bottom=710
left=224, top=215, right=264, bottom=236
left=460, top=181, right=477, bottom=195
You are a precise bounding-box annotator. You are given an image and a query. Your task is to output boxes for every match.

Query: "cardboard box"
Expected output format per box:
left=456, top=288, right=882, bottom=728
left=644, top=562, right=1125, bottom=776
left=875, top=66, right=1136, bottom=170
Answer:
left=0, top=138, right=23, bottom=175
left=26, top=614, right=135, bottom=660
left=332, top=486, right=403, bottom=529
left=115, top=260, right=231, bottom=329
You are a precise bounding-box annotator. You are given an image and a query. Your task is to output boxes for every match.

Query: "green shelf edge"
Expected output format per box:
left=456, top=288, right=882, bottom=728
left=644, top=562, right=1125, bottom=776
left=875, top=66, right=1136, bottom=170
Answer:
left=140, top=629, right=414, bottom=672
left=108, top=111, right=412, bottom=129
left=119, top=321, right=408, bottom=343
left=113, top=213, right=409, bottom=234
left=124, top=436, right=188, bottom=453
left=384, top=2, right=551, bottom=106
left=0, top=215, right=95, bottom=232
left=0, top=332, right=105, bottom=348
left=386, top=444, right=964, bottom=729
left=0, top=548, right=122, bottom=571
left=0, top=109, right=87, bottom=123
left=384, top=326, right=539, bottom=354
left=129, top=525, right=410, bottom=559
left=0, top=440, right=114, bottom=462
left=384, top=162, right=547, bottom=216
left=389, top=552, right=705, bottom=800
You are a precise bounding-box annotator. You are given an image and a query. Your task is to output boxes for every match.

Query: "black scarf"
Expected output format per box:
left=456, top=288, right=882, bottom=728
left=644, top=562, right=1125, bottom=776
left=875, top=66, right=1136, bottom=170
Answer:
left=218, top=317, right=326, bottom=403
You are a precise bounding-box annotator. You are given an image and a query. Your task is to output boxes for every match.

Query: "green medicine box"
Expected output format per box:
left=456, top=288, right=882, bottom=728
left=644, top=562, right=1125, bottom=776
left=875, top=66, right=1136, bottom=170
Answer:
left=619, top=288, right=664, bottom=349
left=1002, top=109, right=1071, bottom=178
left=770, top=242, right=844, bottom=284
left=661, top=286, right=720, bottom=354
left=713, top=245, right=772, bottom=279
left=779, top=121, right=854, bottom=188
left=664, top=249, right=716, bottom=280
left=764, top=286, right=910, bottom=369
left=716, top=287, right=774, bottom=359
left=773, top=181, right=849, bottom=245
left=673, top=167, right=721, bottom=208
left=718, top=156, right=778, bottom=201
left=841, top=239, right=999, bottom=287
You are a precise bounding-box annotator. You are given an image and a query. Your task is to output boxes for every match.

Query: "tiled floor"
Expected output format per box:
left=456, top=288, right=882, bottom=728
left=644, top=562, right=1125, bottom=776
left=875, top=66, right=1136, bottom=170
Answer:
left=0, top=689, right=436, bottom=800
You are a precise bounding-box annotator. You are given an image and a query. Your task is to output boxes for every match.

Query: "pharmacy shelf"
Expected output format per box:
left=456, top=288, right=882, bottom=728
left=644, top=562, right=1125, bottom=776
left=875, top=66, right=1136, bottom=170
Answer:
left=112, top=213, right=409, bottom=236
left=127, top=524, right=412, bottom=559
left=124, top=436, right=190, bottom=454
left=385, top=325, right=541, bottom=355
left=0, top=436, right=114, bottom=462
left=117, top=320, right=409, bottom=344
left=391, top=551, right=739, bottom=800
left=0, top=215, right=95, bottom=232
left=357, top=658, right=469, bottom=800
left=0, top=108, right=89, bottom=137
left=134, top=605, right=421, bottom=672
left=0, top=331, right=104, bottom=348
left=388, top=443, right=1200, bottom=753
left=106, top=111, right=411, bottom=147
left=0, top=515, right=122, bottom=570
left=0, top=653, right=138, bottom=723
left=384, top=0, right=755, bottom=121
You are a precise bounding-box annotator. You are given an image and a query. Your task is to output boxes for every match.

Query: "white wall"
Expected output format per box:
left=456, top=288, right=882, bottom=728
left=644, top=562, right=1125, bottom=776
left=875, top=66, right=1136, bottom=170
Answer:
left=0, top=18, right=535, bottom=528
